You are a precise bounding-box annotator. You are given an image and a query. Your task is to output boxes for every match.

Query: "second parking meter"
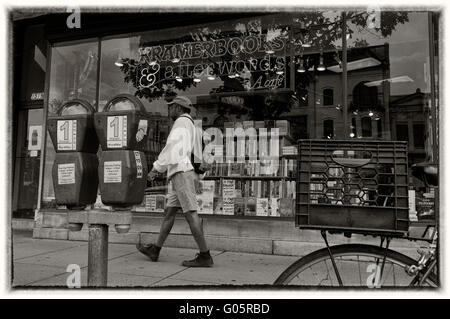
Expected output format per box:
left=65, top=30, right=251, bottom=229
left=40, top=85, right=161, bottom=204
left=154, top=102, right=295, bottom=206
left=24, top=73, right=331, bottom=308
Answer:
left=94, top=94, right=150, bottom=209
left=94, top=94, right=149, bottom=152
left=48, top=99, right=99, bottom=209
left=98, top=150, right=148, bottom=209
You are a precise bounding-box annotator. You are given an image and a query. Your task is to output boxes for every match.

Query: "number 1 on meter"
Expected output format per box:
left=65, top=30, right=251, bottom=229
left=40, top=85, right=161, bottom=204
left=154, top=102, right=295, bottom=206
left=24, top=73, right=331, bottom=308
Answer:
left=107, top=115, right=127, bottom=148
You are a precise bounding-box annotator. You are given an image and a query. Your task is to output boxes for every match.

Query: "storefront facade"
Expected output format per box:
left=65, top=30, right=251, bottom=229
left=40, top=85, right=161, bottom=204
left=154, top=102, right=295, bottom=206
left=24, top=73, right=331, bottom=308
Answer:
left=12, top=10, right=440, bottom=255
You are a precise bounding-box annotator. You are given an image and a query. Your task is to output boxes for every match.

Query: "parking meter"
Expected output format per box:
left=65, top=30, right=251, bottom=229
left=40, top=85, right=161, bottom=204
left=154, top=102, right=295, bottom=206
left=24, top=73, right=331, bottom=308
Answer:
left=94, top=94, right=149, bottom=209
left=48, top=99, right=99, bottom=210
left=47, top=99, right=99, bottom=153
left=94, top=94, right=149, bottom=152
left=98, top=150, right=148, bottom=209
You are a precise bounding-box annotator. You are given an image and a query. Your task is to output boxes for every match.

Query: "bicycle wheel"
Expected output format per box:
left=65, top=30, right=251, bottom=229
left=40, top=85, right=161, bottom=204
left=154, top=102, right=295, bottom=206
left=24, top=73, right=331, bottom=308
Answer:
left=274, top=244, right=437, bottom=287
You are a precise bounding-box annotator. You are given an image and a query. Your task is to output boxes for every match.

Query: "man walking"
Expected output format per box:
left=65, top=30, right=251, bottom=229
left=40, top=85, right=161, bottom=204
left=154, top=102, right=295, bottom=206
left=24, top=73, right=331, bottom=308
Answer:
left=136, top=96, right=213, bottom=267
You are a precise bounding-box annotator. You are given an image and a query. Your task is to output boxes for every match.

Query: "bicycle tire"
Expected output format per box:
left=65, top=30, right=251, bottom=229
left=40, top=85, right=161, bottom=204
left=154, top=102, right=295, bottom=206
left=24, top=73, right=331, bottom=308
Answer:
left=274, top=244, right=437, bottom=287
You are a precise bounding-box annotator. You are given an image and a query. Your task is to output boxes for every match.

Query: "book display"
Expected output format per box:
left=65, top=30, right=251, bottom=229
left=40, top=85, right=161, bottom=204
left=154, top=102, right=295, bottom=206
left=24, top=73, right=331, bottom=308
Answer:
left=203, top=119, right=297, bottom=218
left=136, top=116, right=297, bottom=219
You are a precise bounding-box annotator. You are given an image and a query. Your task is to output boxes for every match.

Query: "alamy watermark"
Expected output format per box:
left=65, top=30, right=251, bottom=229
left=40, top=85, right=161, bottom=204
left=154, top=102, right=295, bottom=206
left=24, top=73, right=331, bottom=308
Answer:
left=66, top=264, right=81, bottom=288
left=66, top=6, right=81, bottom=29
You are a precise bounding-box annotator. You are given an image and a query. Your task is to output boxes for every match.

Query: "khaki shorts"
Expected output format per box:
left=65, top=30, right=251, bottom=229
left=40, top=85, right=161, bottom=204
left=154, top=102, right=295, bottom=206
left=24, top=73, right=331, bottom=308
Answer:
left=166, top=170, right=199, bottom=213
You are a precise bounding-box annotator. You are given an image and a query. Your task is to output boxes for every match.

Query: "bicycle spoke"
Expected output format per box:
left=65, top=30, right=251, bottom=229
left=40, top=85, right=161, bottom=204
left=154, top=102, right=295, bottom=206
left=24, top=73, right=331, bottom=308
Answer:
left=275, top=244, right=438, bottom=287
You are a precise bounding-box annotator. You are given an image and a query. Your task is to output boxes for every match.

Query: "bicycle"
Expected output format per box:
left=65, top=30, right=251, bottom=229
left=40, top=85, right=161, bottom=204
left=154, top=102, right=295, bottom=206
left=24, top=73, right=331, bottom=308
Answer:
left=274, top=140, right=438, bottom=288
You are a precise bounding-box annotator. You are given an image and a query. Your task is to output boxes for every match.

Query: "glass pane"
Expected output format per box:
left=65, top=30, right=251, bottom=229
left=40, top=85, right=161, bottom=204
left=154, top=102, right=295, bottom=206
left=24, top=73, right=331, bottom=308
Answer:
left=345, top=11, right=431, bottom=148
left=396, top=124, right=408, bottom=141
left=413, top=123, right=425, bottom=148
left=48, top=41, right=99, bottom=115
left=14, top=109, right=43, bottom=213
left=345, top=11, right=437, bottom=224
left=323, top=88, right=334, bottom=105
left=42, top=40, right=99, bottom=209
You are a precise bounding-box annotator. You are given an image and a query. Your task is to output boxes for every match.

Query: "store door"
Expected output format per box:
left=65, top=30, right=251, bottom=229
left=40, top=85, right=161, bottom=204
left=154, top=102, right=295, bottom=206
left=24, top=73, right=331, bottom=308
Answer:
left=12, top=108, right=43, bottom=218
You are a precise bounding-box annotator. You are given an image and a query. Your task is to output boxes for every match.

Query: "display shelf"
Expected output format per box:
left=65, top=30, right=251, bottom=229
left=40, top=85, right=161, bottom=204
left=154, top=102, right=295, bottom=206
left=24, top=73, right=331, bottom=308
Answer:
left=203, top=176, right=296, bottom=181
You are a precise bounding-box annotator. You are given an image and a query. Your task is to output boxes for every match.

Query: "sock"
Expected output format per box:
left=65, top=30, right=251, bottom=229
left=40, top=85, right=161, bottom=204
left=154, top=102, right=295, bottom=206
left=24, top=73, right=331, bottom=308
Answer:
left=154, top=244, right=162, bottom=251
left=200, top=250, right=210, bottom=256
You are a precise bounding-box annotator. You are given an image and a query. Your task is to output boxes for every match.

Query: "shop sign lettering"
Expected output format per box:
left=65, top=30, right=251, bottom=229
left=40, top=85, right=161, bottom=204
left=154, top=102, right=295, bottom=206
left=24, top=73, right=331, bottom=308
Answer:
left=135, top=34, right=287, bottom=91
left=138, top=35, right=285, bottom=63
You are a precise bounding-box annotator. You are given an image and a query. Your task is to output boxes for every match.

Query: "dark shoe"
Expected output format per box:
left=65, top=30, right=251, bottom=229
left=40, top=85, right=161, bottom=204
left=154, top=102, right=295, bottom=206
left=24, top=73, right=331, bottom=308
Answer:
left=136, top=243, right=160, bottom=262
left=182, top=251, right=214, bottom=267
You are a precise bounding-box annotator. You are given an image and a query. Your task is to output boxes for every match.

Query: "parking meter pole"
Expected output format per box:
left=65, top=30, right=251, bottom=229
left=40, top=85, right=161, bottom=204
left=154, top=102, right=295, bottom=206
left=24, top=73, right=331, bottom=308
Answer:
left=68, top=209, right=132, bottom=287
left=87, top=224, right=108, bottom=287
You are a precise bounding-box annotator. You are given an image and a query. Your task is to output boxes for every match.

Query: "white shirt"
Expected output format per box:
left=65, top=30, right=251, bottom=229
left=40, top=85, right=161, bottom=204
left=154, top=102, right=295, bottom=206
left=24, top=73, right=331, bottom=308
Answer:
left=153, top=113, right=199, bottom=180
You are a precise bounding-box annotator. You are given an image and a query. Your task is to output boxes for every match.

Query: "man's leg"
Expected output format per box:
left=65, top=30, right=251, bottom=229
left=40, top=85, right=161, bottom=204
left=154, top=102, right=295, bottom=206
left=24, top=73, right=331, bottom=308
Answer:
left=184, top=210, right=208, bottom=252
left=183, top=210, right=213, bottom=267
left=155, top=206, right=180, bottom=247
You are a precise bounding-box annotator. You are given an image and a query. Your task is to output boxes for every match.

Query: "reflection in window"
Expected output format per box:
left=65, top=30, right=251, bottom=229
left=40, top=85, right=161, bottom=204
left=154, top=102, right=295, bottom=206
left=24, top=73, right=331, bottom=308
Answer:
left=396, top=123, right=409, bottom=141
left=48, top=41, right=99, bottom=115
left=413, top=123, right=425, bottom=148
left=351, top=118, right=357, bottom=138
left=353, top=82, right=378, bottom=110
left=323, top=88, right=333, bottom=106
left=42, top=41, right=99, bottom=209
left=377, top=119, right=383, bottom=138
left=361, top=117, right=372, bottom=137
left=298, top=88, right=308, bottom=107
left=323, top=119, right=334, bottom=139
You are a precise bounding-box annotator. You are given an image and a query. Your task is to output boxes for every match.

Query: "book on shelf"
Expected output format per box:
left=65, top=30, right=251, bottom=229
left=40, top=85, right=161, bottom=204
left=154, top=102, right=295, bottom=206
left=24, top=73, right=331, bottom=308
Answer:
left=213, top=197, right=223, bottom=214
left=196, top=180, right=215, bottom=215
left=234, top=197, right=246, bottom=216
left=145, top=194, right=165, bottom=213
left=256, top=198, right=269, bottom=216
left=221, top=162, right=229, bottom=176
left=269, top=198, right=280, bottom=217
left=279, top=198, right=294, bottom=217
left=214, top=180, right=221, bottom=197
left=282, top=146, right=298, bottom=156
left=259, top=160, right=272, bottom=176
left=244, top=197, right=257, bottom=216
left=222, top=179, right=236, bottom=198
left=255, top=180, right=262, bottom=197
left=222, top=197, right=235, bottom=215
left=270, top=181, right=281, bottom=198
left=235, top=180, right=244, bottom=198
left=229, top=162, right=243, bottom=176
left=243, top=162, right=253, bottom=176
left=249, top=180, right=257, bottom=197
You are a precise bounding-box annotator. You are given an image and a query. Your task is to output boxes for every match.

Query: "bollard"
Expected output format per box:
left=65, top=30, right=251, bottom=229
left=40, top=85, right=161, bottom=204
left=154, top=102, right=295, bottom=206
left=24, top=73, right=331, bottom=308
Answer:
left=68, top=209, right=132, bottom=287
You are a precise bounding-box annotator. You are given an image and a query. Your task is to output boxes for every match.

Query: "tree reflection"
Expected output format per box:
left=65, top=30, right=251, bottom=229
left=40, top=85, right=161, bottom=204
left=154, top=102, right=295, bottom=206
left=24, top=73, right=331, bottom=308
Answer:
left=117, top=11, right=409, bottom=119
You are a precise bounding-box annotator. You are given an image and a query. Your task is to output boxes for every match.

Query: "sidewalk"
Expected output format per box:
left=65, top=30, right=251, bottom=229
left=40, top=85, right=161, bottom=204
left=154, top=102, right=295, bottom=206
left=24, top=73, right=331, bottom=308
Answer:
left=11, top=230, right=301, bottom=288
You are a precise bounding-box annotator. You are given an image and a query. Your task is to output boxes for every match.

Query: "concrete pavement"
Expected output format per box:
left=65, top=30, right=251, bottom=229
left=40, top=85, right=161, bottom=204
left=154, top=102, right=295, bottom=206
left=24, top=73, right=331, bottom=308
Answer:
left=11, top=230, right=300, bottom=287
left=11, top=229, right=425, bottom=288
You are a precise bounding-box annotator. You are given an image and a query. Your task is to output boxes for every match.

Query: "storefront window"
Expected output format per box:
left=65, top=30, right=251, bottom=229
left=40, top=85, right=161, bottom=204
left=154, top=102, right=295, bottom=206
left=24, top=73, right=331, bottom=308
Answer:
left=41, top=40, right=99, bottom=208
left=344, top=10, right=437, bottom=218
left=39, top=11, right=438, bottom=220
